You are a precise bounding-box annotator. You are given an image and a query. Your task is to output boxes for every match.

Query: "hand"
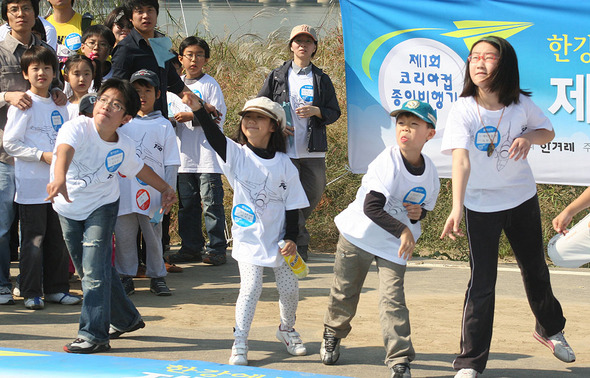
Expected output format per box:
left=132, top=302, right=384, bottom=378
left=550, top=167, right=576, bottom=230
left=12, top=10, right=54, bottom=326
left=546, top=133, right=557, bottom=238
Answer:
left=508, top=136, right=532, bottom=161
left=284, top=125, right=294, bottom=137
left=295, top=105, right=320, bottom=119
left=40, top=151, right=53, bottom=165
left=403, top=202, right=422, bottom=221
left=279, top=239, right=297, bottom=256
left=181, top=91, right=203, bottom=111
left=440, top=208, right=464, bottom=240
left=174, top=111, right=194, bottom=123
left=160, top=186, right=177, bottom=214
left=45, top=179, right=70, bottom=203
left=398, top=227, right=415, bottom=260
left=552, top=210, right=574, bottom=235
left=51, top=88, right=67, bottom=106
left=5, top=91, right=32, bottom=110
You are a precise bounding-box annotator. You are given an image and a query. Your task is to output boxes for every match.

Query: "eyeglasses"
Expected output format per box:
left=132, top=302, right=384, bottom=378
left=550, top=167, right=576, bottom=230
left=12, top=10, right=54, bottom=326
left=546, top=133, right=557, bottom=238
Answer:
left=96, top=96, right=125, bottom=113
left=467, top=53, right=499, bottom=63
left=7, top=5, right=33, bottom=15
left=84, top=41, right=111, bottom=50
left=182, top=53, right=206, bottom=61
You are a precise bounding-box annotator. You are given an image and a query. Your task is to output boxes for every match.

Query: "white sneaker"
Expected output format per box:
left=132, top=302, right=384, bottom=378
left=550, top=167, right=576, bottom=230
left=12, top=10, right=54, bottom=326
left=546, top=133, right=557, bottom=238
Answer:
left=454, top=368, right=478, bottom=378
left=534, top=330, right=576, bottom=363
left=276, top=326, right=307, bottom=356
left=229, top=341, right=248, bottom=365
left=0, top=286, right=14, bottom=305
left=45, top=292, right=82, bottom=305
left=24, top=297, right=44, bottom=310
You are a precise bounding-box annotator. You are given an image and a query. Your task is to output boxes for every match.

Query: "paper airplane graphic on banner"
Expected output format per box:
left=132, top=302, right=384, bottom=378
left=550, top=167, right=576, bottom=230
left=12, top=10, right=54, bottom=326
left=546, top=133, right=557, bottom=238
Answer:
left=442, top=20, right=533, bottom=49
left=0, top=350, right=49, bottom=357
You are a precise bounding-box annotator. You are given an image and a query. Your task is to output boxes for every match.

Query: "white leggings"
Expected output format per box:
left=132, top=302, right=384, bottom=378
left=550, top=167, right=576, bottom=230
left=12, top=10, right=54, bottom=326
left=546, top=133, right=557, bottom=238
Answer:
left=234, top=260, right=299, bottom=342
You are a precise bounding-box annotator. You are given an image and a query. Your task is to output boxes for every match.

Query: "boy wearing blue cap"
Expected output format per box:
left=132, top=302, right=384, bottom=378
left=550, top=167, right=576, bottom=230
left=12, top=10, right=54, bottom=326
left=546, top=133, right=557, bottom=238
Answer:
left=320, top=100, right=440, bottom=378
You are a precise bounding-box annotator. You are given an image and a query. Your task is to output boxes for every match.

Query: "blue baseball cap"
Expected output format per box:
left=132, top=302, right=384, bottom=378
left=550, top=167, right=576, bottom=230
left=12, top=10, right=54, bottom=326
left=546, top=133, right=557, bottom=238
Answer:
left=390, top=100, right=437, bottom=128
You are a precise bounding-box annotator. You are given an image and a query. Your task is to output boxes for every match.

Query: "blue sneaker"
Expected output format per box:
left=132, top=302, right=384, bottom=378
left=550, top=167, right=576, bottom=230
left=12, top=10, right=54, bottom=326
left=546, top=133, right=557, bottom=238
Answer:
left=24, top=297, right=44, bottom=310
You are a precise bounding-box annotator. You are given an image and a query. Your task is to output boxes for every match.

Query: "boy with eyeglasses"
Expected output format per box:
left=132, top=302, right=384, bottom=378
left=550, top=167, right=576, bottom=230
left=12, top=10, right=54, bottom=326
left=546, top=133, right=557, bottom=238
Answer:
left=46, top=78, right=177, bottom=353
left=166, top=36, right=228, bottom=266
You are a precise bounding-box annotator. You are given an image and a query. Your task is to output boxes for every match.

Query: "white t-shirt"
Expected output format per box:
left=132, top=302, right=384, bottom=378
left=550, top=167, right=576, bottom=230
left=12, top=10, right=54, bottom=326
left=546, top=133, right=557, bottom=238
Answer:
left=175, top=74, right=226, bottom=174
left=51, top=115, right=144, bottom=220
left=287, top=67, right=324, bottom=159
left=117, top=113, right=180, bottom=218
left=440, top=95, right=552, bottom=212
left=335, top=146, right=440, bottom=265
left=3, top=91, right=67, bottom=204
left=221, top=140, right=309, bottom=267
left=66, top=101, right=79, bottom=119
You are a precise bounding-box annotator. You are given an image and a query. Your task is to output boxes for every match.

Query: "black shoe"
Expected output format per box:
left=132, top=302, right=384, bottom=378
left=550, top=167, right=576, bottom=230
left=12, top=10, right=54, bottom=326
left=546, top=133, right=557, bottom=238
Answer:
left=150, top=277, right=171, bottom=296
left=166, top=251, right=202, bottom=263
left=109, top=319, right=146, bottom=339
left=121, top=276, right=135, bottom=296
left=391, top=363, right=411, bottom=378
left=298, top=245, right=309, bottom=262
left=202, top=252, right=227, bottom=266
left=320, top=329, right=341, bottom=365
left=64, top=338, right=111, bottom=354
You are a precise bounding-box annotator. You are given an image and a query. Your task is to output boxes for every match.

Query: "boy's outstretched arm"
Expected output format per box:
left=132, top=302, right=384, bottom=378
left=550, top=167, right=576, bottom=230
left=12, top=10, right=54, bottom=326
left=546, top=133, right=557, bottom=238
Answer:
left=136, top=164, right=177, bottom=214
left=46, top=144, right=75, bottom=203
left=553, top=187, right=590, bottom=234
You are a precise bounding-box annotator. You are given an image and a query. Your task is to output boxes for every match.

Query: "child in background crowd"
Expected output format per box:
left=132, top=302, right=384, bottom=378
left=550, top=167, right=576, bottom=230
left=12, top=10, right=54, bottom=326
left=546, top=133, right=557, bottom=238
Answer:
left=183, top=94, right=309, bottom=366
left=3, top=46, right=81, bottom=310
left=167, top=36, right=228, bottom=266
left=114, top=69, right=180, bottom=296
left=321, top=100, right=439, bottom=378
left=46, top=78, right=177, bottom=353
left=80, top=25, right=115, bottom=80
left=63, top=54, right=100, bottom=118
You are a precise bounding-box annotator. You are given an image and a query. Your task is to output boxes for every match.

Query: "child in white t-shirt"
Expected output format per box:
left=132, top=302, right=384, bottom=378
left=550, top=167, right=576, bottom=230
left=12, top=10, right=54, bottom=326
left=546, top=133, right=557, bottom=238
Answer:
left=321, top=100, right=439, bottom=378
left=63, top=54, right=100, bottom=118
left=46, top=78, right=177, bottom=354
left=3, top=46, right=81, bottom=310
left=114, top=69, right=180, bottom=296
left=183, top=94, right=309, bottom=366
left=167, top=36, right=228, bottom=266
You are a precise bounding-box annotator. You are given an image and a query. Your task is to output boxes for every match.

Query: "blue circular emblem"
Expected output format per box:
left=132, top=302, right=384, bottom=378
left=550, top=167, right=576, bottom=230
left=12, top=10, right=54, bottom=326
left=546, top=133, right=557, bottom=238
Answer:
left=232, top=204, right=256, bottom=227
left=192, top=89, right=202, bottom=99
left=50, top=110, right=64, bottom=132
left=105, top=149, right=125, bottom=173
left=475, top=126, right=500, bottom=152
left=299, top=84, right=314, bottom=102
left=403, top=187, right=427, bottom=205
left=64, top=33, right=82, bottom=51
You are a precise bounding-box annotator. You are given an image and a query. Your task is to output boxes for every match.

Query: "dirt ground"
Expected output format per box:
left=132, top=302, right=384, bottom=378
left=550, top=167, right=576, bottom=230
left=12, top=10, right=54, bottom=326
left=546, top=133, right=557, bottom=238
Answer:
left=1, top=249, right=590, bottom=377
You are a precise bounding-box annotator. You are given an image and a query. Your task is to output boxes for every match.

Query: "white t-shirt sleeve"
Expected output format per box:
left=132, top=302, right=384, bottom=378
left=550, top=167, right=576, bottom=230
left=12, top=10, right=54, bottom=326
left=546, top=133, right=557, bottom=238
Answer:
left=3, top=106, right=42, bottom=161
left=55, top=118, right=85, bottom=151
left=362, top=148, right=397, bottom=198
left=521, top=95, right=553, bottom=132
left=163, top=121, right=181, bottom=167
left=440, top=99, right=474, bottom=155
left=203, top=77, right=227, bottom=130
left=118, top=133, right=145, bottom=178
left=219, top=137, right=242, bottom=185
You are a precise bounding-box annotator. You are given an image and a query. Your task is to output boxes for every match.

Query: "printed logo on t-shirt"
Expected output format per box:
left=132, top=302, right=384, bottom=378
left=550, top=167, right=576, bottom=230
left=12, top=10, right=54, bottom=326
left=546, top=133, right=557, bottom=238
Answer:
left=299, top=85, right=314, bottom=102
left=475, top=126, right=500, bottom=152
left=232, top=204, right=256, bottom=227
left=51, top=110, right=64, bottom=132
left=191, top=89, right=203, bottom=99
left=403, top=187, right=427, bottom=205
left=136, top=189, right=150, bottom=210
left=64, top=33, right=82, bottom=51
left=105, top=149, right=125, bottom=172
left=136, top=176, right=148, bottom=186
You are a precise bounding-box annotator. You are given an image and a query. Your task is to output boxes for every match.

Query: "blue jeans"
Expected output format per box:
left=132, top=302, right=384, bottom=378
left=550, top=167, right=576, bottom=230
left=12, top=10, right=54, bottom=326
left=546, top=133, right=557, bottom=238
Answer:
left=0, top=162, right=15, bottom=289
left=58, top=200, right=141, bottom=345
left=177, top=173, right=227, bottom=255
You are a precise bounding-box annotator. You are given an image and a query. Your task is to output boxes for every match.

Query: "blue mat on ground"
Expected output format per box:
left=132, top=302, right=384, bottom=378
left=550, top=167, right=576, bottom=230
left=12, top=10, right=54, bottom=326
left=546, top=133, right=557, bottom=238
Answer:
left=0, top=347, right=346, bottom=378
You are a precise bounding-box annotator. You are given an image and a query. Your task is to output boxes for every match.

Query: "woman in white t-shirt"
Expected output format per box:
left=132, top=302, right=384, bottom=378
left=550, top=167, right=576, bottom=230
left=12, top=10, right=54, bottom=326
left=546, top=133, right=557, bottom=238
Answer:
left=440, top=36, right=575, bottom=378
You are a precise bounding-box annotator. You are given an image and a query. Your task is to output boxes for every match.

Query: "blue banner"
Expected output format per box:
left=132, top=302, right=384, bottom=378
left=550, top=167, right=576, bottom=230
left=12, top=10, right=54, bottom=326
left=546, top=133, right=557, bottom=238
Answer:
left=340, top=0, right=590, bottom=185
left=0, top=348, right=344, bottom=378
